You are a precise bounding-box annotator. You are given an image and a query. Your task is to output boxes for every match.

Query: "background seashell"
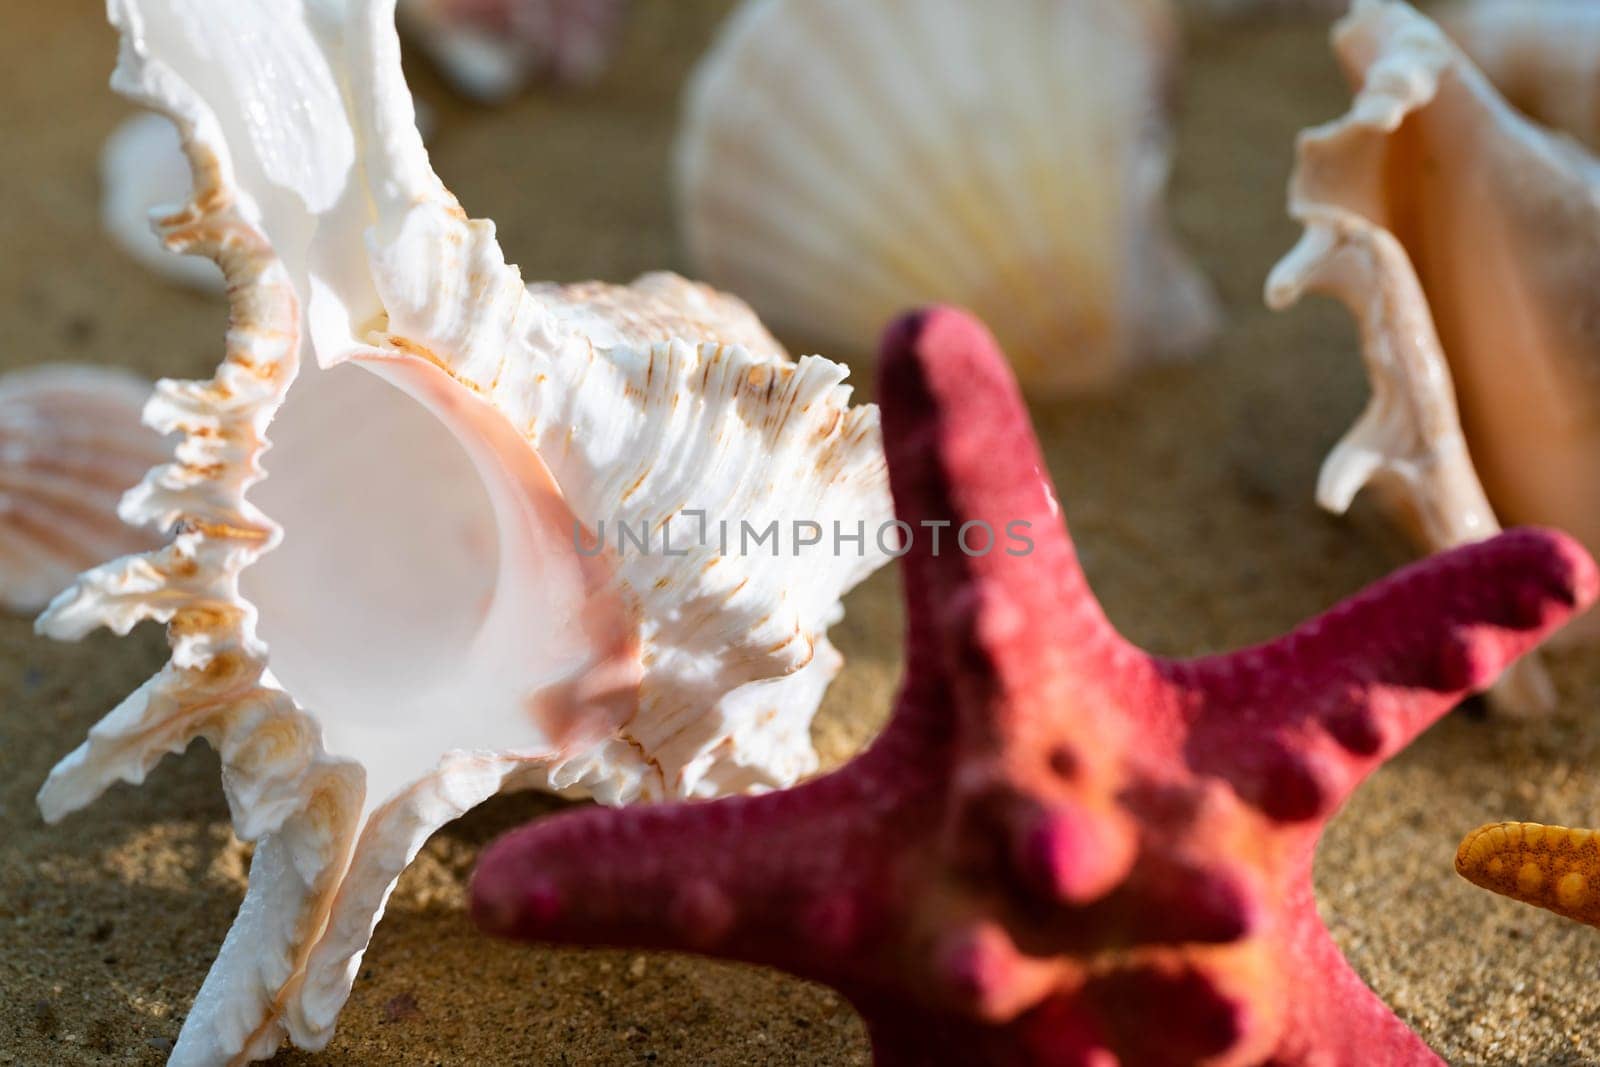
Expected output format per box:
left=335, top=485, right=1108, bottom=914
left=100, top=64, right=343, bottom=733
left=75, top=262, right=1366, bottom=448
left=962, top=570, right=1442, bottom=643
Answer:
left=1443, top=0, right=1600, bottom=153
left=398, top=0, right=630, bottom=102
left=0, top=365, right=166, bottom=614
left=1269, top=0, right=1600, bottom=666
left=1181, top=0, right=1350, bottom=19
left=40, top=0, right=891, bottom=1063
left=1267, top=213, right=1556, bottom=715
left=101, top=112, right=224, bottom=293
left=675, top=0, right=1220, bottom=394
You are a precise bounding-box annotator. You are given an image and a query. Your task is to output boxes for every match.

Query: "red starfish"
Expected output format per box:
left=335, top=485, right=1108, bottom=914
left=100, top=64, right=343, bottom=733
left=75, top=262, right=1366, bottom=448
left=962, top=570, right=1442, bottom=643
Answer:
left=471, top=307, right=1596, bottom=1066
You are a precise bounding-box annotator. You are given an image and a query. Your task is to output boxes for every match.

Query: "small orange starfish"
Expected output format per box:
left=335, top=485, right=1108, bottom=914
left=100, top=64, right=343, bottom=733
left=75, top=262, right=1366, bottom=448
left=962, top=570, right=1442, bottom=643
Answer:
left=1457, top=822, right=1600, bottom=926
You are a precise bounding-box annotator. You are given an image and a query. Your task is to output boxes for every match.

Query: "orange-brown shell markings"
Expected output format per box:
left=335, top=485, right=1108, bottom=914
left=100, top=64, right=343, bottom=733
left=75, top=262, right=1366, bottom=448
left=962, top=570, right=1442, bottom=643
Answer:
left=541, top=274, right=788, bottom=358
left=35, top=85, right=370, bottom=1067
left=39, top=126, right=297, bottom=652
left=1456, top=822, right=1600, bottom=927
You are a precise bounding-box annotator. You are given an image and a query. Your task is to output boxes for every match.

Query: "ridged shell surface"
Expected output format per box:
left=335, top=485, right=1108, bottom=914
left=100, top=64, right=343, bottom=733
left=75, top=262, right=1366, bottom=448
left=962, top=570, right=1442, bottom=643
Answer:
left=101, top=113, right=223, bottom=292
left=676, top=0, right=1218, bottom=394
left=0, top=365, right=165, bottom=613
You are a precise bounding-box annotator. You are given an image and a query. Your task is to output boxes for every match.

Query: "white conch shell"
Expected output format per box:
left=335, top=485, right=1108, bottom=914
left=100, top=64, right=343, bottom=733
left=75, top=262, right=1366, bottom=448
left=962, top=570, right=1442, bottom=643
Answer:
left=1267, top=0, right=1600, bottom=710
left=675, top=0, right=1219, bottom=394
left=0, top=365, right=166, bottom=613
left=397, top=0, right=629, bottom=102
left=102, top=112, right=224, bottom=293
left=41, top=1, right=890, bottom=1063
left=1443, top=0, right=1600, bottom=152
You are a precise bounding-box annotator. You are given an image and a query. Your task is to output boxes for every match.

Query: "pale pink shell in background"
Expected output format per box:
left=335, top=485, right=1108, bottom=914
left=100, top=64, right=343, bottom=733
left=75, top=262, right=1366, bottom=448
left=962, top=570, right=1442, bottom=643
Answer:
left=0, top=365, right=165, bottom=614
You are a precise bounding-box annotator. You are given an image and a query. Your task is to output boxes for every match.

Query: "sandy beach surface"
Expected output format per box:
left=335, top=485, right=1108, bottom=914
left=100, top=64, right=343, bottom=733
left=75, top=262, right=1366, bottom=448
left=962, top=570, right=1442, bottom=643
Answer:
left=4, top=1, right=1600, bottom=1063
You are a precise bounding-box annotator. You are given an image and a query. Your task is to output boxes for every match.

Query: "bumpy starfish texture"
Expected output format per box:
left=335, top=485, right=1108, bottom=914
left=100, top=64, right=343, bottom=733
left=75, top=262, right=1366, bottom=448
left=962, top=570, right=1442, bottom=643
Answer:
left=1457, top=822, right=1600, bottom=928
left=472, top=307, right=1596, bottom=1066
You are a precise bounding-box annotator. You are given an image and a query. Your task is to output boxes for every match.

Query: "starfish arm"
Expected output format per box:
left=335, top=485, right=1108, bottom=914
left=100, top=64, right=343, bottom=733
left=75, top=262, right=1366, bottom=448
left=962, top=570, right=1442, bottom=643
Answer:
left=1169, top=528, right=1596, bottom=822
left=1456, top=821, right=1600, bottom=927
left=876, top=308, right=1139, bottom=703
left=471, top=705, right=945, bottom=990
left=860, top=970, right=1253, bottom=1067
left=861, top=999, right=1111, bottom=1067
left=877, top=309, right=1151, bottom=905
left=1270, top=881, right=1445, bottom=1065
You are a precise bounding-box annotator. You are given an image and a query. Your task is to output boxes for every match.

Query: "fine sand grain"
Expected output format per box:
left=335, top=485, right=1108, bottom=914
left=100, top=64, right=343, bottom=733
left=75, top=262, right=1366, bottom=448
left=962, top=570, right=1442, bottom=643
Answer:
left=3, top=1, right=1599, bottom=1064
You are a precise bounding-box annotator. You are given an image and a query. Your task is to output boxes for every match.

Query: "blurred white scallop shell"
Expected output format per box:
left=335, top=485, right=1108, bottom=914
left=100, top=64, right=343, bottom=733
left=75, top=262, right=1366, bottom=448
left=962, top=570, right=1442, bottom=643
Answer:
left=1267, top=0, right=1600, bottom=711
left=398, top=0, right=629, bottom=102
left=1443, top=0, right=1600, bottom=152
left=675, top=0, right=1219, bottom=394
left=44, top=1, right=891, bottom=1063
left=101, top=113, right=223, bottom=293
left=0, top=365, right=166, bottom=613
